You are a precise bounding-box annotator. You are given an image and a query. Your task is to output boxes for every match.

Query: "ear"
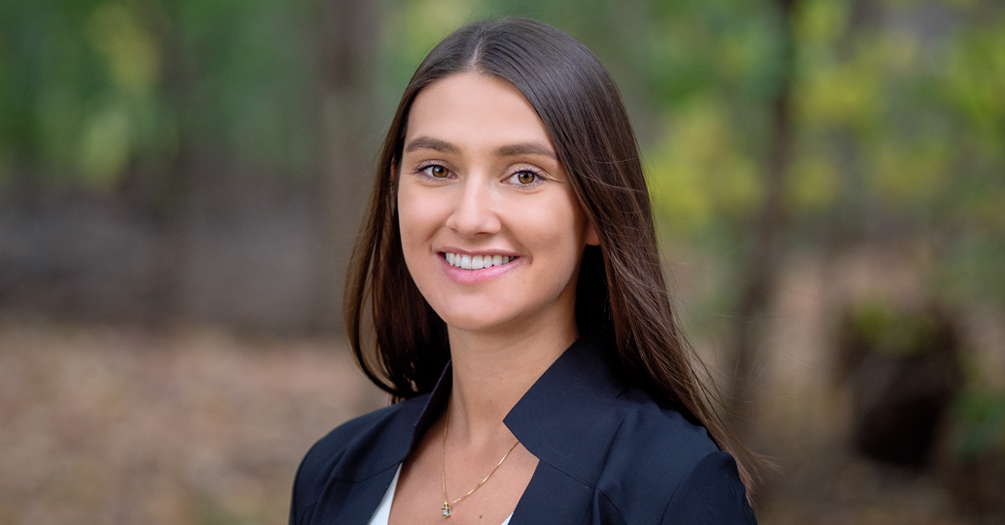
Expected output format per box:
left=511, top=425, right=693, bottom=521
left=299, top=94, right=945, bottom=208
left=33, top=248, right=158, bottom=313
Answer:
left=585, top=221, right=600, bottom=246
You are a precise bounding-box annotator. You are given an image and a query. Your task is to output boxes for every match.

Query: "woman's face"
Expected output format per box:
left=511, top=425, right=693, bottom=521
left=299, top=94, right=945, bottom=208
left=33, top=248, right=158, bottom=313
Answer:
left=397, top=72, right=598, bottom=335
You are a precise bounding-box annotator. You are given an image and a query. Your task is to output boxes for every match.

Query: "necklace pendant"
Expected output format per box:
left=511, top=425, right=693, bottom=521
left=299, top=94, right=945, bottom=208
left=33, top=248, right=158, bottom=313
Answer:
left=442, top=503, right=452, bottom=517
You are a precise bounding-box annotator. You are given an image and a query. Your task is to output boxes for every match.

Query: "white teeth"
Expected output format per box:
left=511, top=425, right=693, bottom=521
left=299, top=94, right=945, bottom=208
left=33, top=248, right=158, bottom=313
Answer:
left=444, top=253, right=514, bottom=270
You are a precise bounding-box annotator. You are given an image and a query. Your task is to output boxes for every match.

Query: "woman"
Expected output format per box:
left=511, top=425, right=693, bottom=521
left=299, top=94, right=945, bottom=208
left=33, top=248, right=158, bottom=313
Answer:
left=291, top=17, right=757, bottom=525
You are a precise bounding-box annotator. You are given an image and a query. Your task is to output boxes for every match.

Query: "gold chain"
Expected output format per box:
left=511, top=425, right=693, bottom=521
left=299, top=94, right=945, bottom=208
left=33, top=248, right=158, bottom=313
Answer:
left=440, top=408, right=520, bottom=518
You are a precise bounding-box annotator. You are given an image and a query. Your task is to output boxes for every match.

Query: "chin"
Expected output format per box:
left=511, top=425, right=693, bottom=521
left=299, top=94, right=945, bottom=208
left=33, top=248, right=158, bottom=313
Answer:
left=437, top=312, right=513, bottom=333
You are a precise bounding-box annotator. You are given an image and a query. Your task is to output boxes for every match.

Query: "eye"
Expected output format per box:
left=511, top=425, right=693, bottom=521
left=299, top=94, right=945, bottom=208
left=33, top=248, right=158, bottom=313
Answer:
left=508, top=170, right=542, bottom=186
left=419, top=164, right=450, bottom=179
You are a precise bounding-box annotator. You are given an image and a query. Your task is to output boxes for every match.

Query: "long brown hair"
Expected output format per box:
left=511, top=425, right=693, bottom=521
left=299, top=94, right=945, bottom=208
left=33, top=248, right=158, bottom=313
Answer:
left=344, top=17, right=755, bottom=489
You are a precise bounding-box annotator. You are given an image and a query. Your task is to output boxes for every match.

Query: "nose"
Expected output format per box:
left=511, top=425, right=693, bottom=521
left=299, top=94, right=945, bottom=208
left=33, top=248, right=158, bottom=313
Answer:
left=445, top=177, right=501, bottom=237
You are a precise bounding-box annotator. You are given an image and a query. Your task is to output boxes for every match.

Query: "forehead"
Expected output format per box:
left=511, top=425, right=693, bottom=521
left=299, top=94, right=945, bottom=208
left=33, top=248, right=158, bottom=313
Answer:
left=405, top=72, right=555, bottom=152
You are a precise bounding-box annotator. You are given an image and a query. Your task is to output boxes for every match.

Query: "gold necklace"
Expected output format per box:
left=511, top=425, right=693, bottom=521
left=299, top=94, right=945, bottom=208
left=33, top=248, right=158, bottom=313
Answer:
left=440, top=408, right=520, bottom=518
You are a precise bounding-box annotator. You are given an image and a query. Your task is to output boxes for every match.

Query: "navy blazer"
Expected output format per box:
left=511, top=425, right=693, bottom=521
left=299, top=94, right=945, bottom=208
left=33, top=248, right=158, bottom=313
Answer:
left=290, top=330, right=757, bottom=524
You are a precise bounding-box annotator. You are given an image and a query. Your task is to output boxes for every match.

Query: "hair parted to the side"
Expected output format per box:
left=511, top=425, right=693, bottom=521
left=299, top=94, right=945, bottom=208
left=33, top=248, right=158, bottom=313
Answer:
left=344, top=17, right=756, bottom=490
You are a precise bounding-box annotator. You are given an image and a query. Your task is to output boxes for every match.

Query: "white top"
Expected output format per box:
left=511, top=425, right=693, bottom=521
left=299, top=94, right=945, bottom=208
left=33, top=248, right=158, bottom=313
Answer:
left=367, top=464, right=513, bottom=525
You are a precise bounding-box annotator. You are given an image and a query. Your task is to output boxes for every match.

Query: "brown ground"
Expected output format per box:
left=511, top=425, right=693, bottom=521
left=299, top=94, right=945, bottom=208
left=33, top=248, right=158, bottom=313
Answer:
left=0, top=315, right=999, bottom=524
left=0, top=319, right=386, bottom=525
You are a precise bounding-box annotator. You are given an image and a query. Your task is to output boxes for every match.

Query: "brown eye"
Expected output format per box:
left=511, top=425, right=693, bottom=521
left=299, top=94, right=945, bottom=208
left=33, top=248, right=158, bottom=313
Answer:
left=421, top=165, right=449, bottom=178
left=516, top=171, right=537, bottom=184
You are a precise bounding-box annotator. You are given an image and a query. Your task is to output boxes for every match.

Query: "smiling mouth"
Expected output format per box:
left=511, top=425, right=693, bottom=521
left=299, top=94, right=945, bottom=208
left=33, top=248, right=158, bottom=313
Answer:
left=443, top=252, right=518, bottom=271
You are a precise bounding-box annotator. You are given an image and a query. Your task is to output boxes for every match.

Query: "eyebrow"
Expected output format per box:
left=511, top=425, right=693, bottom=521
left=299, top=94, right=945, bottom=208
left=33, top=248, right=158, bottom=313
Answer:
left=404, top=136, right=557, bottom=160
left=495, top=142, right=557, bottom=160
left=404, top=137, right=459, bottom=155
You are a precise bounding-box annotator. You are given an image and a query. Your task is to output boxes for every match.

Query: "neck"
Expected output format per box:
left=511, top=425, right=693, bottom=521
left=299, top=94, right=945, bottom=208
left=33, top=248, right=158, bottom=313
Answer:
left=445, top=313, right=578, bottom=446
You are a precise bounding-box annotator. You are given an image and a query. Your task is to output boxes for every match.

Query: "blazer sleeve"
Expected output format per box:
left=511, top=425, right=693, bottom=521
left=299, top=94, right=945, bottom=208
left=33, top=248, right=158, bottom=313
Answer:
left=660, top=451, right=757, bottom=524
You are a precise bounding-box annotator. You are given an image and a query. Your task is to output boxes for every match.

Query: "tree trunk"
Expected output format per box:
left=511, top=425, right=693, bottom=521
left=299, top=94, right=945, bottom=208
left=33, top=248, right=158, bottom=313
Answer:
left=726, top=0, right=798, bottom=435
left=313, top=0, right=383, bottom=333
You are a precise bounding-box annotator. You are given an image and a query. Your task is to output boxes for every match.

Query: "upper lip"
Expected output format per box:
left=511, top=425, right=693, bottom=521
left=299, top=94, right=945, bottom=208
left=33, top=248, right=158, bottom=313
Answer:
left=438, top=247, right=521, bottom=257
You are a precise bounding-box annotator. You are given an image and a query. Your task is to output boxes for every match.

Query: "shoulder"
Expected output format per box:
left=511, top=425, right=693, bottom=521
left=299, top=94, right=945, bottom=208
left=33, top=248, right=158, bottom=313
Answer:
left=608, top=388, right=720, bottom=470
left=296, top=404, right=395, bottom=477
left=658, top=449, right=757, bottom=524
left=507, top=330, right=755, bottom=523
left=597, top=389, right=755, bottom=524
left=593, top=387, right=719, bottom=490
left=294, top=397, right=422, bottom=486
left=289, top=395, right=426, bottom=524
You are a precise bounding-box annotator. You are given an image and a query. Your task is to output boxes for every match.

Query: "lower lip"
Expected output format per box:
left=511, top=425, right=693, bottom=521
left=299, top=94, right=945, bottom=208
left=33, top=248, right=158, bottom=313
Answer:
left=440, top=254, right=520, bottom=284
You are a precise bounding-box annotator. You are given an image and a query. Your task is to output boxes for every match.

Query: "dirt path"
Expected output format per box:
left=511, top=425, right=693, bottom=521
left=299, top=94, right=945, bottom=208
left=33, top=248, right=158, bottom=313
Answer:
left=0, top=320, right=385, bottom=525
left=0, top=317, right=996, bottom=524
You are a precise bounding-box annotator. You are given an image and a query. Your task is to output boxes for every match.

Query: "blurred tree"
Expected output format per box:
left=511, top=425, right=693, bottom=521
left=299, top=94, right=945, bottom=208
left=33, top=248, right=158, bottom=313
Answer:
left=726, top=0, right=798, bottom=430
left=638, top=0, right=1004, bottom=409
left=0, top=0, right=1002, bottom=345
left=314, top=0, right=383, bottom=331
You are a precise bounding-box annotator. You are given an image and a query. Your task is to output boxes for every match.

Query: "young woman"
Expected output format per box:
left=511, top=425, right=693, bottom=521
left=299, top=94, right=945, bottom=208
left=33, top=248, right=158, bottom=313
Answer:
left=290, top=17, right=757, bottom=525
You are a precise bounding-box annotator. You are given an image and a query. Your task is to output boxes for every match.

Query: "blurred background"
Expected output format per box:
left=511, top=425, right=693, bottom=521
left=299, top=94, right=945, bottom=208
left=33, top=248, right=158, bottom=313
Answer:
left=1, top=0, right=1003, bottom=523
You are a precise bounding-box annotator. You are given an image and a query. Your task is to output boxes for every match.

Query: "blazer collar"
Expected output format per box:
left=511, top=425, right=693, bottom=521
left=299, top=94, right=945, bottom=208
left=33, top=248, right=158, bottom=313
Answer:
left=408, top=328, right=626, bottom=486
left=504, top=328, right=628, bottom=485
left=410, top=358, right=452, bottom=455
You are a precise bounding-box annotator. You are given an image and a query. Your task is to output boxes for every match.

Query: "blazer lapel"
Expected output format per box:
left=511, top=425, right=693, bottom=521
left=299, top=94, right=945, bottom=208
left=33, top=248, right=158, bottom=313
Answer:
left=310, top=465, right=400, bottom=525
left=504, top=329, right=629, bottom=525
left=509, top=461, right=592, bottom=525
left=311, top=363, right=454, bottom=525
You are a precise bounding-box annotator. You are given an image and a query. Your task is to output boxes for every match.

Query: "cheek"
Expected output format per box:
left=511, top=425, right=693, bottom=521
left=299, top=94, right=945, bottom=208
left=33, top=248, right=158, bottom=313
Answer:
left=397, top=186, right=426, bottom=264
left=397, top=184, right=431, bottom=242
left=512, top=193, right=587, bottom=281
left=397, top=183, right=447, bottom=280
left=523, top=193, right=585, bottom=249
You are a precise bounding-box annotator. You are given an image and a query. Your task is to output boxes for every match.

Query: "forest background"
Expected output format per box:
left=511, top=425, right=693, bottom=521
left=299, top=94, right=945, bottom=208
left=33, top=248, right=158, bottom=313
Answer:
left=1, top=0, right=1003, bottom=523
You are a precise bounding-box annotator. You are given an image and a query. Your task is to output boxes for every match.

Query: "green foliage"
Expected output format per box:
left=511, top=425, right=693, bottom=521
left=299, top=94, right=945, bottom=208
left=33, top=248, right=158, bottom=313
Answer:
left=647, top=99, right=763, bottom=235
left=1, top=0, right=1002, bottom=309
left=0, top=0, right=315, bottom=192
left=173, top=0, right=316, bottom=174
left=952, top=388, right=1005, bottom=459
left=846, top=299, right=943, bottom=357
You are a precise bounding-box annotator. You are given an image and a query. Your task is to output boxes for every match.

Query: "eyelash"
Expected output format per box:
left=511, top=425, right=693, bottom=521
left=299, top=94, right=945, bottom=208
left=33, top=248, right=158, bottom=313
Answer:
left=506, top=168, right=545, bottom=187
left=415, top=163, right=452, bottom=180
left=413, top=163, right=546, bottom=187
